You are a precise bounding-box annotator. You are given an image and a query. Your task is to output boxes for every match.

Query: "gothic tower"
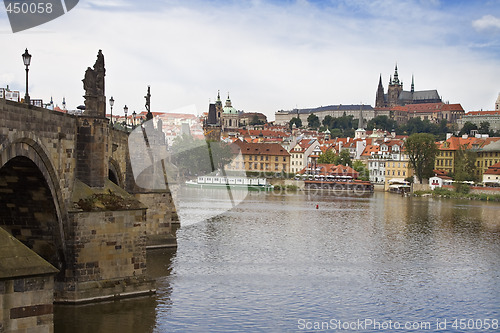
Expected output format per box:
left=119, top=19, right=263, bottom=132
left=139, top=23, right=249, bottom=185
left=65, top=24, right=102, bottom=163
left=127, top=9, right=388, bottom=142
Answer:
left=375, top=74, right=385, bottom=108
left=387, top=64, right=403, bottom=107
left=215, top=90, right=223, bottom=122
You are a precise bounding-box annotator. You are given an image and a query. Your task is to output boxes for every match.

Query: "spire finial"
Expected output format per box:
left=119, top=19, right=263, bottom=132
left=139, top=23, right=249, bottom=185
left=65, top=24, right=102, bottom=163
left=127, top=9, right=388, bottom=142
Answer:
left=393, top=63, right=399, bottom=84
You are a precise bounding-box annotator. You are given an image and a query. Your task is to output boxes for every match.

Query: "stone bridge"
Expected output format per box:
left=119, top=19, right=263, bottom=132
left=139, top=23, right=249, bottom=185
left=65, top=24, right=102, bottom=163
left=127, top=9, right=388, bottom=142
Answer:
left=0, top=54, right=178, bottom=303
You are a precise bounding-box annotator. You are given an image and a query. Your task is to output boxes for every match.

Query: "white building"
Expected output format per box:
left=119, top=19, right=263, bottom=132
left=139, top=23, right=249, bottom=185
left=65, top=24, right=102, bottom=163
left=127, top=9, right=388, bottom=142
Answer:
left=289, top=139, right=320, bottom=174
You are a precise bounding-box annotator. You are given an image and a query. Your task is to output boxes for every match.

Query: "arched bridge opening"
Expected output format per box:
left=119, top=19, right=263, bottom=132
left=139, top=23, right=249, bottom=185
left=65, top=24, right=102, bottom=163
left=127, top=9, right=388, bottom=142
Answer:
left=0, top=156, right=65, bottom=274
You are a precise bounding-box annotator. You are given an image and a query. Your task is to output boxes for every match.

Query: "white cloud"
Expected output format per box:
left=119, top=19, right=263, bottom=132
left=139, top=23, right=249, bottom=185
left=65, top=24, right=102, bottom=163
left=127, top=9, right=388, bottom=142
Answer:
left=1, top=1, right=500, bottom=119
left=473, top=14, right=500, bottom=31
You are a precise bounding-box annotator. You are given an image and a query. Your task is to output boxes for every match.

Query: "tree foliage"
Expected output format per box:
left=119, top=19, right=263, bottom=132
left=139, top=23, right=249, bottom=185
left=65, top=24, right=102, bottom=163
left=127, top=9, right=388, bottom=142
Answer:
left=289, top=117, right=302, bottom=129
left=322, top=114, right=358, bottom=137
left=405, top=133, right=438, bottom=184
left=479, top=121, right=490, bottom=134
left=317, top=149, right=336, bottom=164
left=307, top=113, right=320, bottom=129
left=317, top=149, right=351, bottom=166
left=366, top=115, right=397, bottom=132
left=170, top=135, right=234, bottom=178
left=250, top=115, right=264, bottom=126
left=337, top=149, right=352, bottom=167
left=454, top=145, right=477, bottom=182
left=458, top=121, right=478, bottom=136
left=352, top=160, right=369, bottom=181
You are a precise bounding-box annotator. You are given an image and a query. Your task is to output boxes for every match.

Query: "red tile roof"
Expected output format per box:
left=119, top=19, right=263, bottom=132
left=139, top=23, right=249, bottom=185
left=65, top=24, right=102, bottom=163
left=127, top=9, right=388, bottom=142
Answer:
left=484, top=162, right=500, bottom=175
left=362, top=145, right=380, bottom=156
left=466, top=110, right=500, bottom=116
left=233, top=140, right=290, bottom=156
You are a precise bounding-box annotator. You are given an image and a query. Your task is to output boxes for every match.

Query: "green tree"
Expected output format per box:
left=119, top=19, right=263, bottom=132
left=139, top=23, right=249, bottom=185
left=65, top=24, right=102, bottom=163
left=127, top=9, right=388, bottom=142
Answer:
left=317, top=149, right=336, bottom=164
left=307, top=113, right=320, bottom=129
left=322, top=115, right=334, bottom=128
left=171, top=135, right=233, bottom=178
left=454, top=145, right=477, bottom=182
left=352, top=160, right=369, bottom=181
left=329, top=128, right=342, bottom=138
left=250, top=115, right=264, bottom=126
left=405, top=133, right=438, bottom=184
left=366, top=115, right=397, bottom=132
left=459, top=121, right=478, bottom=136
left=289, top=117, right=302, bottom=129
left=337, top=149, right=352, bottom=167
left=479, top=121, right=490, bottom=134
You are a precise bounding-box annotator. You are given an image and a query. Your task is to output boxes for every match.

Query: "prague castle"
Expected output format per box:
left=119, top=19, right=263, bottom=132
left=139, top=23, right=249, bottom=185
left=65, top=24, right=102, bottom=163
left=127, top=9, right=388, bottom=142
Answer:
left=375, top=65, right=442, bottom=108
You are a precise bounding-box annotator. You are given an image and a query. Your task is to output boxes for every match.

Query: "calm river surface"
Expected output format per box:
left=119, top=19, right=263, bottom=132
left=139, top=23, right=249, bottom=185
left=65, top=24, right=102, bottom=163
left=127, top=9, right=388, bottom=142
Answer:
left=55, top=190, right=500, bottom=332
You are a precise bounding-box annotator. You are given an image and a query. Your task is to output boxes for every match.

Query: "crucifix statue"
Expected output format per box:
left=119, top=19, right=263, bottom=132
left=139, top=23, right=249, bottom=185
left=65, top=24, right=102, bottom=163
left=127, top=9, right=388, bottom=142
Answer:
left=145, top=85, right=153, bottom=120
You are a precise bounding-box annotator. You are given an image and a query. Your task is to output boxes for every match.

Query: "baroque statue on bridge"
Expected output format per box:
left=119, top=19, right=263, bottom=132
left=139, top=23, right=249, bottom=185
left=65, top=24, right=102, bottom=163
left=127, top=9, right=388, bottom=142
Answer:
left=82, top=50, right=106, bottom=115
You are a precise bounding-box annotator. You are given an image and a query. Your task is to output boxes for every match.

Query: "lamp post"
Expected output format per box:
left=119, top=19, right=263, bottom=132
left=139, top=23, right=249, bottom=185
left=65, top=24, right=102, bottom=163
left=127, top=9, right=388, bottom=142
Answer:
left=132, top=111, right=136, bottom=128
left=109, top=96, right=114, bottom=125
left=22, top=48, right=32, bottom=105
left=123, top=105, right=128, bottom=128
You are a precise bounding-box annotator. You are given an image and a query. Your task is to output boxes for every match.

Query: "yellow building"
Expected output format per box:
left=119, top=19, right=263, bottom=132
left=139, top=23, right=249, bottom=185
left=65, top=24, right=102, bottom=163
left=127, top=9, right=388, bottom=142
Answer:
left=476, top=140, right=500, bottom=179
left=384, top=158, right=413, bottom=190
left=435, top=136, right=500, bottom=179
left=227, top=140, right=290, bottom=174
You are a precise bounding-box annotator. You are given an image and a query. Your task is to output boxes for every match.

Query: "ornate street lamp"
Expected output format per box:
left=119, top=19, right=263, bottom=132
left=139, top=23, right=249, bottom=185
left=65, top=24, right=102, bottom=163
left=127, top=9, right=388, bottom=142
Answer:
left=123, top=105, right=128, bottom=127
left=132, top=110, right=136, bottom=128
left=22, top=48, right=32, bottom=105
left=109, top=96, right=114, bottom=125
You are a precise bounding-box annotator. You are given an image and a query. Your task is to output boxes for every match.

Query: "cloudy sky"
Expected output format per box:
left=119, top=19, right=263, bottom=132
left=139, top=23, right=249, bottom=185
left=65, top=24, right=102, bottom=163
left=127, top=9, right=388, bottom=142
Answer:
left=1, top=0, right=500, bottom=120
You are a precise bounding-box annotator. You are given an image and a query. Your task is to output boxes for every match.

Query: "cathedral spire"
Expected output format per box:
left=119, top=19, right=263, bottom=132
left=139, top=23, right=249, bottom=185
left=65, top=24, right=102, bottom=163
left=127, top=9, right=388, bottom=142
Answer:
left=393, top=63, right=400, bottom=85
left=358, top=105, right=365, bottom=130
left=411, top=74, right=414, bottom=93
left=376, top=74, right=385, bottom=108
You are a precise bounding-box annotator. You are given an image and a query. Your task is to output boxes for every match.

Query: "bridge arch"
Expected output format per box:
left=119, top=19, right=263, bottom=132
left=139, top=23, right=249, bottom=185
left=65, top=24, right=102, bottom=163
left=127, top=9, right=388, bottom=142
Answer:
left=0, top=138, right=67, bottom=274
left=108, top=158, right=124, bottom=187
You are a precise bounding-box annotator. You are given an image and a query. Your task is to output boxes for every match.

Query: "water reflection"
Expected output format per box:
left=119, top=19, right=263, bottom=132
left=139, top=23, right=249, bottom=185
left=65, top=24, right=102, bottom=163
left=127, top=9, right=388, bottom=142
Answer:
left=54, top=248, right=175, bottom=333
left=54, top=296, right=157, bottom=333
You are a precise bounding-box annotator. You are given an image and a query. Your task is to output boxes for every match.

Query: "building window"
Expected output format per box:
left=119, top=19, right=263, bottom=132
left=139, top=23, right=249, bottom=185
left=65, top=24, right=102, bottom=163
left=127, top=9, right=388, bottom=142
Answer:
left=261, top=156, right=264, bottom=161
left=249, top=155, right=253, bottom=161
left=275, top=157, right=278, bottom=162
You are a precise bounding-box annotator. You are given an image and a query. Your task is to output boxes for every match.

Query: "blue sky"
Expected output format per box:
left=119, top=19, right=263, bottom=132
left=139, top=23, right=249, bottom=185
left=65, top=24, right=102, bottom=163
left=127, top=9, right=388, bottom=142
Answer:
left=1, top=0, right=500, bottom=120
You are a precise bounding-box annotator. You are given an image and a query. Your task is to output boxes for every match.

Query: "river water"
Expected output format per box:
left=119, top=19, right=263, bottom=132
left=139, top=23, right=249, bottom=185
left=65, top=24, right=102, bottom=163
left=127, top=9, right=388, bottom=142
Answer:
left=55, top=190, right=500, bottom=332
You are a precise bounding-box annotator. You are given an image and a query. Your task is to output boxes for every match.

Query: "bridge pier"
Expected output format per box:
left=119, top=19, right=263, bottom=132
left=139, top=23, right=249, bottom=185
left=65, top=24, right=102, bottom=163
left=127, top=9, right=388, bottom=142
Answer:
left=56, top=209, right=155, bottom=303
left=135, top=191, right=179, bottom=249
